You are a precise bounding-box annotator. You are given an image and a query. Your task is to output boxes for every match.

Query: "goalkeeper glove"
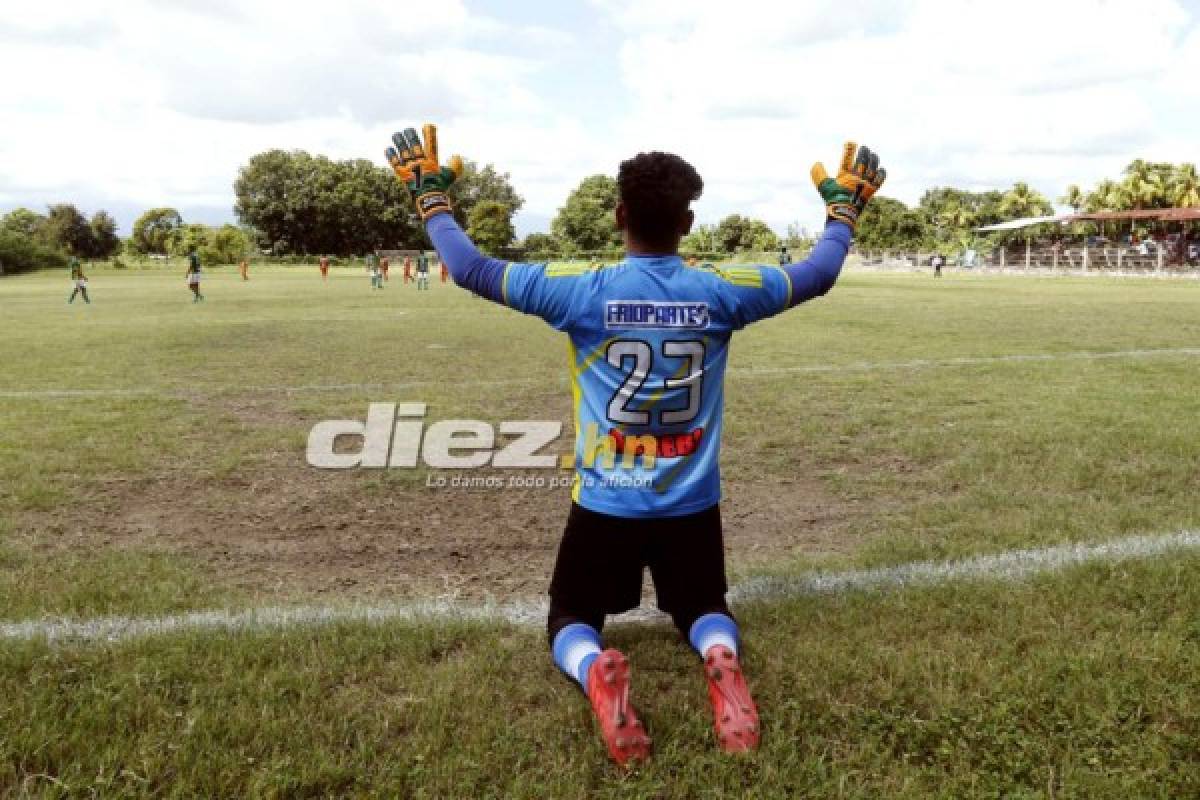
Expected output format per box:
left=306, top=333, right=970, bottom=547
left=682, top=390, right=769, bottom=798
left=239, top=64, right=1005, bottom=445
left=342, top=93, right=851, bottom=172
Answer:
left=386, top=124, right=464, bottom=222
left=810, top=142, right=886, bottom=230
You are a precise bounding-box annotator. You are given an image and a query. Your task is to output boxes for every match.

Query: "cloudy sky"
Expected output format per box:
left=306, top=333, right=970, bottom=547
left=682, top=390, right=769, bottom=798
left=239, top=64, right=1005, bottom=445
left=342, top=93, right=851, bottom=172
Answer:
left=1, top=0, right=1198, bottom=236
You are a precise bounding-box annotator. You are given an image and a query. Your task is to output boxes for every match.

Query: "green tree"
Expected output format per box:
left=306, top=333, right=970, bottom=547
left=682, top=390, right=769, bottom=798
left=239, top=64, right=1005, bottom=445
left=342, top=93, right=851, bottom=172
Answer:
left=1122, top=159, right=1154, bottom=191
left=1123, top=173, right=1166, bottom=210
left=680, top=223, right=719, bottom=254
left=234, top=150, right=417, bottom=255
left=998, top=183, right=1053, bottom=219
left=1170, top=163, right=1200, bottom=208
left=855, top=196, right=931, bottom=250
left=714, top=215, right=750, bottom=252
left=971, top=191, right=1009, bottom=228
left=466, top=201, right=516, bottom=254
left=450, top=161, right=524, bottom=229
left=88, top=211, right=121, bottom=259
left=784, top=222, right=811, bottom=250
left=235, top=150, right=310, bottom=254
left=918, top=187, right=1006, bottom=245
left=0, top=207, right=68, bottom=273
left=0, top=231, right=67, bottom=274
left=0, top=208, right=47, bottom=239
left=1120, top=160, right=1174, bottom=210
left=1082, top=179, right=1126, bottom=238
left=328, top=158, right=417, bottom=254
left=202, top=225, right=251, bottom=264
left=170, top=223, right=210, bottom=257
left=748, top=221, right=779, bottom=251
left=713, top=215, right=778, bottom=252
left=1085, top=179, right=1125, bottom=212
left=131, top=208, right=183, bottom=255
left=521, top=232, right=560, bottom=259
left=41, top=203, right=96, bottom=256
left=551, top=175, right=621, bottom=253
left=937, top=204, right=976, bottom=233
left=1059, top=185, right=1085, bottom=212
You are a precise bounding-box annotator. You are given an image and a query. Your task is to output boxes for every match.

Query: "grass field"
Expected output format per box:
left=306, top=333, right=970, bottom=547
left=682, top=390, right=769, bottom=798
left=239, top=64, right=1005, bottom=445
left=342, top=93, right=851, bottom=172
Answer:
left=2, top=263, right=1200, bottom=797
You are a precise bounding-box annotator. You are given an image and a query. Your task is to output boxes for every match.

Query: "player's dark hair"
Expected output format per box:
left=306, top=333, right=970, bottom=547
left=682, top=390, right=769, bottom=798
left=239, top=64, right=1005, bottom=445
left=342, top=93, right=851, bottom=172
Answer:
left=617, top=152, right=703, bottom=250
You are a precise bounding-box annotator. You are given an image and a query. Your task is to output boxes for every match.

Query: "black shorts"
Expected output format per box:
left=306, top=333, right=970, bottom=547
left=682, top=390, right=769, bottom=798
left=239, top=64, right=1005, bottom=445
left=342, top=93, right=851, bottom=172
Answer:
left=548, top=502, right=729, bottom=623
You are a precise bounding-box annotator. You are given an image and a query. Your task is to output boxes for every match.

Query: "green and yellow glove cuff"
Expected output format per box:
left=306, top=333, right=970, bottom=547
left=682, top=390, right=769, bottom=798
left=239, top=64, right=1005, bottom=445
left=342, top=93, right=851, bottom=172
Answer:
left=385, top=124, right=465, bottom=223
left=810, top=141, right=886, bottom=230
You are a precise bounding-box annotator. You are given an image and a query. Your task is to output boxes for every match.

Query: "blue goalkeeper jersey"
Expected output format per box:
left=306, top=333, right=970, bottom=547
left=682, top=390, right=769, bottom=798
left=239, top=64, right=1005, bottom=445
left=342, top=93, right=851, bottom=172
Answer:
left=501, top=255, right=793, bottom=518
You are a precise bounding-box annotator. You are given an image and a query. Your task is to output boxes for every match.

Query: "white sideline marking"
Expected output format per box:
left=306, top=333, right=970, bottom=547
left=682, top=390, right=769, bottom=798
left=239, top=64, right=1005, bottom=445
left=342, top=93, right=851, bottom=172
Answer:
left=3, top=347, right=1199, bottom=399
left=3, top=529, right=1198, bottom=646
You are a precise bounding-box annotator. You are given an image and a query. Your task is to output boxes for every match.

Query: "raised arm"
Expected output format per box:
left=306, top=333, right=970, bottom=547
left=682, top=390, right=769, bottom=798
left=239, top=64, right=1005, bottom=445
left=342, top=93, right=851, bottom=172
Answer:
left=781, top=221, right=853, bottom=306
left=785, top=140, right=886, bottom=306
left=385, top=123, right=508, bottom=304
left=424, top=213, right=507, bottom=304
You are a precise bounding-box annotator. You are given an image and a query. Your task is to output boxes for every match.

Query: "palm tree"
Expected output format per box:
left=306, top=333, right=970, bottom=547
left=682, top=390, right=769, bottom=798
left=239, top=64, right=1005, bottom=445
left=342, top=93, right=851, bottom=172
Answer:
left=1083, top=180, right=1127, bottom=238
left=1059, top=184, right=1085, bottom=213
left=997, top=183, right=1053, bottom=256
left=1122, top=171, right=1167, bottom=210
left=1123, top=159, right=1153, bottom=185
left=1170, top=163, right=1200, bottom=208
left=999, top=182, right=1053, bottom=218
left=937, top=204, right=975, bottom=232
left=1085, top=181, right=1112, bottom=212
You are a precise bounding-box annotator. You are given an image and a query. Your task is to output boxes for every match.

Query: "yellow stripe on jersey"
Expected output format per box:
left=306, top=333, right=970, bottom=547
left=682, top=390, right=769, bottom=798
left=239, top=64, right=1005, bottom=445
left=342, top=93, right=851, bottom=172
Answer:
left=769, top=265, right=793, bottom=311
left=546, top=262, right=621, bottom=278
left=545, top=265, right=591, bottom=278
left=566, top=336, right=618, bottom=503
left=684, top=262, right=766, bottom=288
left=566, top=339, right=584, bottom=504
left=716, top=267, right=764, bottom=288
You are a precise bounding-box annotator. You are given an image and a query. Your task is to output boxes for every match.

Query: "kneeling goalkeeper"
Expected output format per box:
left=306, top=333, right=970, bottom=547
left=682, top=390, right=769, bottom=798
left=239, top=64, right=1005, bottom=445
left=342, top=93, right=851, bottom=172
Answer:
left=385, top=126, right=884, bottom=766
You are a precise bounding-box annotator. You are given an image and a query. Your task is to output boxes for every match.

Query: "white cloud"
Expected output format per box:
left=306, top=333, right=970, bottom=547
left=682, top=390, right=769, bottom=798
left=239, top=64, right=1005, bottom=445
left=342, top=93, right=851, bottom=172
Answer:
left=598, top=0, right=1200, bottom=230
left=0, top=0, right=1197, bottom=236
left=0, top=0, right=577, bottom=227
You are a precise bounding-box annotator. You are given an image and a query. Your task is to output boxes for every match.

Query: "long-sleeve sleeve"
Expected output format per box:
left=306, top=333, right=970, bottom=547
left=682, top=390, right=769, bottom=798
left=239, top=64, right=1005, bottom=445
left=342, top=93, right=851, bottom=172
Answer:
left=425, top=213, right=507, bottom=304
left=781, top=221, right=852, bottom=306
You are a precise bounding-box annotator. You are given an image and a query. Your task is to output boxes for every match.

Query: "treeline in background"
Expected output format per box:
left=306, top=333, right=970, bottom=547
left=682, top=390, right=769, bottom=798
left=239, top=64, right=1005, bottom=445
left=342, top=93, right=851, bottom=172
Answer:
left=858, top=160, right=1200, bottom=256
left=3, top=155, right=1197, bottom=274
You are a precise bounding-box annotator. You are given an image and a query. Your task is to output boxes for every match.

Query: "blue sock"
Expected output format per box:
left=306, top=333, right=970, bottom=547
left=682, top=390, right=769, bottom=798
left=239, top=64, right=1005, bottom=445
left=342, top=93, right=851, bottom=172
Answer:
left=688, top=613, right=740, bottom=659
left=551, top=623, right=602, bottom=696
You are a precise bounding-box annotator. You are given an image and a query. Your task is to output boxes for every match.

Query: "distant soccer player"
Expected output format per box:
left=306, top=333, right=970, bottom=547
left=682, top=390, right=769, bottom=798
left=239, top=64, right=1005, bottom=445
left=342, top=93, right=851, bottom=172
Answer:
left=368, top=255, right=384, bottom=290
left=403, top=254, right=413, bottom=284
left=67, top=257, right=90, bottom=304
left=319, top=255, right=330, bottom=282
left=380, top=255, right=390, bottom=282
left=185, top=250, right=204, bottom=302
left=415, top=251, right=430, bottom=290
left=239, top=259, right=249, bottom=281
left=386, top=125, right=884, bottom=765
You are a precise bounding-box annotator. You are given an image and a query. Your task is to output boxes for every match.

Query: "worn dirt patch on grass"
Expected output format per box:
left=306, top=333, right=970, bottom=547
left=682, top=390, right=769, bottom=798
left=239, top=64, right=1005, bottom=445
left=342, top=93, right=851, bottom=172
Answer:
left=17, top=452, right=882, bottom=604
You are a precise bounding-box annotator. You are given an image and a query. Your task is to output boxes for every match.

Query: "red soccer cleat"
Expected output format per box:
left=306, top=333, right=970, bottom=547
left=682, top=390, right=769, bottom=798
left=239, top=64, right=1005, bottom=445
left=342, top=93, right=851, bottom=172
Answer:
left=704, top=645, right=760, bottom=753
left=586, top=648, right=651, bottom=766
